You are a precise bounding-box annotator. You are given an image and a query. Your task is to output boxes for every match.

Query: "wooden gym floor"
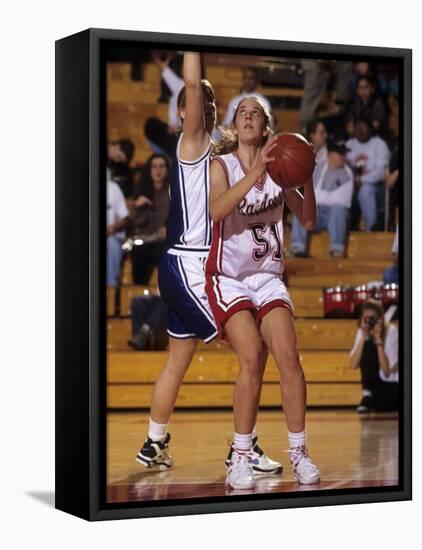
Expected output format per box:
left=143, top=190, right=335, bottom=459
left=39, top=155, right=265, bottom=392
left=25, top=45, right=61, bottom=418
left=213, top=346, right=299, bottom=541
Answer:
left=107, top=409, right=399, bottom=503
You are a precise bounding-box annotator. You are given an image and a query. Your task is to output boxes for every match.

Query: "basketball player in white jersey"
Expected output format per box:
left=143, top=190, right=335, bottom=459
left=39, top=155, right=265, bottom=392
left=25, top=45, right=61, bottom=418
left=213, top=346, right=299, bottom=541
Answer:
left=136, top=53, right=281, bottom=477
left=206, top=96, right=321, bottom=489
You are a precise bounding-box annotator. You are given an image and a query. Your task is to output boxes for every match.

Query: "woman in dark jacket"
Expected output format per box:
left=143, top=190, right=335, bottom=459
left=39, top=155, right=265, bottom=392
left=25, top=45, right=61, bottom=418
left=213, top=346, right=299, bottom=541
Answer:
left=131, top=153, right=170, bottom=284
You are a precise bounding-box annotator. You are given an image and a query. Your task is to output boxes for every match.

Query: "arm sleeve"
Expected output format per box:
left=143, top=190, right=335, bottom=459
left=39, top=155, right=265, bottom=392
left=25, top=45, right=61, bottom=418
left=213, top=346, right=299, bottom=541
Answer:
left=314, top=188, right=331, bottom=205
left=325, top=167, right=354, bottom=208
left=349, top=328, right=364, bottom=358
left=222, top=97, right=237, bottom=126
left=114, top=185, right=129, bottom=220
left=360, top=139, right=390, bottom=185
left=392, top=226, right=399, bottom=254
left=384, top=324, right=398, bottom=371
left=162, top=66, right=184, bottom=95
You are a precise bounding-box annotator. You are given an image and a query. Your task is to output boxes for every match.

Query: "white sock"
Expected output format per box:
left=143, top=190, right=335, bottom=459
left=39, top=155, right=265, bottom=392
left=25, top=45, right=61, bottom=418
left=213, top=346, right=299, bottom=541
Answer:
left=288, top=430, right=307, bottom=449
left=148, top=418, right=167, bottom=442
left=233, top=432, right=253, bottom=451
left=363, top=389, right=372, bottom=397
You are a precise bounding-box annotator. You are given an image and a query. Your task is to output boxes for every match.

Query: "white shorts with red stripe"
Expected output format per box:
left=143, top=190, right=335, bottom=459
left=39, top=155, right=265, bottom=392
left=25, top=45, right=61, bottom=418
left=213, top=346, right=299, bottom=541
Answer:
left=205, top=271, right=294, bottom=338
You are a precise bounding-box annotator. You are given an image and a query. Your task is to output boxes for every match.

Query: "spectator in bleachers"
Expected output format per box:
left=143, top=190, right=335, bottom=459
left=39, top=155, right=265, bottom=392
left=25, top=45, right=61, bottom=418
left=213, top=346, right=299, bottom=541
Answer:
left=377, top=63, right=399, bottom=100
left=347, top=62, right=374, bottom=98
left=221, top=67, right=271, bottom=127
left=144, top=52, right=184, bottom=157
left=384, top=137, right=399, bottom=230
left=299, top=60, right=353, bottom=132
left=107, top=138, right=135, bottom=198
left=307, top=119, right=328, bottom=164
left=131, top=153, right=170, bottom=285
left=346, top=117, right=390, bottom=231
left=383, top=225, right=399, bottom=284
left=350, top=299, right=398, bottom=413
left=128, top=295, right=168, bottom=351
left=290, top=138, right=354, bottom=258
left=107, top=168, right=130, bottom=287
left=345, top=75, right=389, bottom=137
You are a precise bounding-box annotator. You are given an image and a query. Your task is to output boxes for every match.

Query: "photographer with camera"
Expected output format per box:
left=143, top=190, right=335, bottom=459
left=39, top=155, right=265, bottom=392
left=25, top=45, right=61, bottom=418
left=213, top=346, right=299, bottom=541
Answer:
left=349, top=299, right=398, bottom=413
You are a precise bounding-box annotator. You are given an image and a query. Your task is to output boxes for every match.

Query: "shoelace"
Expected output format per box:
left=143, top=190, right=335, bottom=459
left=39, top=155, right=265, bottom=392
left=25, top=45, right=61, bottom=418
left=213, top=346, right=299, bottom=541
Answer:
left=285, top=446, right=318, bottom=474
left=228, top=439, right=265, bottom=458
left=230, top=450, right=253, bottom=472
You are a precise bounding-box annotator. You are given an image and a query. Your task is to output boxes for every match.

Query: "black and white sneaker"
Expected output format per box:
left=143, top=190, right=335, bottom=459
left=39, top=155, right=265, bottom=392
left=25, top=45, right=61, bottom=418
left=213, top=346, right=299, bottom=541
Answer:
left=136, top=433, right=174, bottom=471
left=357, top=396, right=374, bottom=414
left=225, top=437, right=283, bottom=476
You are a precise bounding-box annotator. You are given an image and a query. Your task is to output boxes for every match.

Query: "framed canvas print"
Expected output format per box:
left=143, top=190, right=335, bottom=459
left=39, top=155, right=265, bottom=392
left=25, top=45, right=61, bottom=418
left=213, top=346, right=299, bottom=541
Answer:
left=55, top=28, right=412, bottom=521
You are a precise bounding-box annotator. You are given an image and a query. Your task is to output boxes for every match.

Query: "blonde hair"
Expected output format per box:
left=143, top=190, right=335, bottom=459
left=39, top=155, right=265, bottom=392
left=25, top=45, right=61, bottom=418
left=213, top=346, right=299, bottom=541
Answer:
left=213, top=95, right=273, bottom=156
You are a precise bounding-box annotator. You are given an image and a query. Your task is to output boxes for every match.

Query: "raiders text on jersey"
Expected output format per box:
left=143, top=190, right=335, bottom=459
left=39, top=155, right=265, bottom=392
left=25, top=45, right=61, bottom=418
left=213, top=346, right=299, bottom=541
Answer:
left=237, top=191, right=283, bottom=217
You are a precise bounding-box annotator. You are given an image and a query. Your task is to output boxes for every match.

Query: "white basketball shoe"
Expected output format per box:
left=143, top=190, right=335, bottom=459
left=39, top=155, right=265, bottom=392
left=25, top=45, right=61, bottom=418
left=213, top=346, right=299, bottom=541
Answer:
left=225, top=437, right=283, bottom=476
left=288, top=445, right=320, bottom=484
left=225, top=449, right=255, bottom=490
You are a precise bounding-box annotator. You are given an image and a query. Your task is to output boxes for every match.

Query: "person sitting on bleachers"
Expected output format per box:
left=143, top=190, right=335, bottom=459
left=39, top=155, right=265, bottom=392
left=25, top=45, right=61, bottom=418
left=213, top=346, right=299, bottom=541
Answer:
left=221, top=67, right=271, bottom=127
left=347, top=62, right=374, bottom=98
left=130, top=153, right=170, bottom=285
left=290, top=138, right=354, bottom=258
left=128, top=294, right=168, bottom=351
left=350, top=299, right=398, bottom=413
left=346, top=117, right=390, bottom=231
left=384, top=137, right=399, bottom=230
left=107, top=168, right=130, bottom=287
left=344, top=74, right=389, bottom=138
left=107, top=138, right=135, bottom=198
left=307, top=119, right=328, bottom=165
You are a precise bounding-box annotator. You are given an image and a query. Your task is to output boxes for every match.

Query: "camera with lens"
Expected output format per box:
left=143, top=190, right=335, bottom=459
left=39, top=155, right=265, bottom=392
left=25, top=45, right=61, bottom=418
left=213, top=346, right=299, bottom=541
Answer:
left=364, top=315, right=378, bottom=328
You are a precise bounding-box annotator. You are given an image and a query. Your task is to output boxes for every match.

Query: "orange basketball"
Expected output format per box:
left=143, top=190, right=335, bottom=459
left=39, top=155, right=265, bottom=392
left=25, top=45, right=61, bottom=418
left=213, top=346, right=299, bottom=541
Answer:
left=267, top=133, right=316, bottom=189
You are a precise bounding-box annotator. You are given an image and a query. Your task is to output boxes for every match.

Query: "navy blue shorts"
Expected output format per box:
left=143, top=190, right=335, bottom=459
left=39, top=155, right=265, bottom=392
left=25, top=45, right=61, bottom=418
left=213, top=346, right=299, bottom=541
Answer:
left=158, top=252, right=218, bottom=343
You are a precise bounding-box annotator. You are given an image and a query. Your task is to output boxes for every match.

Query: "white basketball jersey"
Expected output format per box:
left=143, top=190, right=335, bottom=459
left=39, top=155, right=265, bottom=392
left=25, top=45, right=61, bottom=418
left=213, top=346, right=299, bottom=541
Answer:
left=206, top=151, right=286, bottom=280
left=166, top=133, right=212, bottom=257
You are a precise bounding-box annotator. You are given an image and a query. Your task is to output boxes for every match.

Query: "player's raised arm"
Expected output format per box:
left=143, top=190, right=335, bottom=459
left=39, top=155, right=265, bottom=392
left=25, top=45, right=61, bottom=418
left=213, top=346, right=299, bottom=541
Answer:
left=179, top=52, right=209, bottom=161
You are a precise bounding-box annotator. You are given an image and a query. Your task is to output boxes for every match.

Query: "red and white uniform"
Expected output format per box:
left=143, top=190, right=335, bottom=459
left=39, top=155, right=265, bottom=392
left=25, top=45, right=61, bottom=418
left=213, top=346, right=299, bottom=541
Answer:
left=205, top=151, right=293, bottom=337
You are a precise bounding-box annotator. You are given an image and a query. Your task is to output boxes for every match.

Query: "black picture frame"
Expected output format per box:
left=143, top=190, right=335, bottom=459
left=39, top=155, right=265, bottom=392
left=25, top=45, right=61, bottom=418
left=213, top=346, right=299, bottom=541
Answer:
left=55, top=28, right=412, bottom=521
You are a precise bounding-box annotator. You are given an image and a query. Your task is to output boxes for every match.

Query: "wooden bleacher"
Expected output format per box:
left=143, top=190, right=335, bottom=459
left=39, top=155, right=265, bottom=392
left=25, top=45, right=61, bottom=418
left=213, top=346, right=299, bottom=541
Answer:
left=107, top=60, right=304, bottom=165
left=108, top=318, right=359, bottom=352
left=106, top=230, right=395, bottom=410
left=107, top=351, right=361, bottom=408
left=107, top=59, right=398, bottom=166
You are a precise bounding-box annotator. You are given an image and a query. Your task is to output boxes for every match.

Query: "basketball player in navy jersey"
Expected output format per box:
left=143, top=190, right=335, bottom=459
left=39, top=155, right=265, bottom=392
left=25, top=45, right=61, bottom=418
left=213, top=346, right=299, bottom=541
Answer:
left=136, top=53, right=282, bottom=477
left=206, top=96, right=321, bottom=489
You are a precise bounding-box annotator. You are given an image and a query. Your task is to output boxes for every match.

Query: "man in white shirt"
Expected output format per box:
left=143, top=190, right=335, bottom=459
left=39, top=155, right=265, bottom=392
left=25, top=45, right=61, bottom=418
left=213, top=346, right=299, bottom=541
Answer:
left=346, top=116, right=390, bottom=231
left=290, top=138, right=354, bottom=257
left=144, top=53, right=184, bottom=157
left=222, top=67, right=271, bottom=127
left=107, top=169, right=130, bottom=286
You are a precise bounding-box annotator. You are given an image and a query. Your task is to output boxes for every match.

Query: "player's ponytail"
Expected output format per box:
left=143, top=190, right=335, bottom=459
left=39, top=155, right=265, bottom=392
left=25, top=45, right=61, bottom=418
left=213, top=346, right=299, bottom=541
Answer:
left=212, top=127, right=238, bottom=155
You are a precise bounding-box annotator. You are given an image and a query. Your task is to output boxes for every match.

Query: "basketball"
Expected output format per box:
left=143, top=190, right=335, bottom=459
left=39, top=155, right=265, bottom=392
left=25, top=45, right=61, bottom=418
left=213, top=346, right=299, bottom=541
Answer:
left=267, top=133, right=316, bottom=189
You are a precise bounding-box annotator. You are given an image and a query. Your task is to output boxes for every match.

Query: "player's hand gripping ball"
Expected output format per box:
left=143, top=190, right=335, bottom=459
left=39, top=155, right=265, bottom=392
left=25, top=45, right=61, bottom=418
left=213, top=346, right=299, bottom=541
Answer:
left=267, top=133, right=316, bottom=189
